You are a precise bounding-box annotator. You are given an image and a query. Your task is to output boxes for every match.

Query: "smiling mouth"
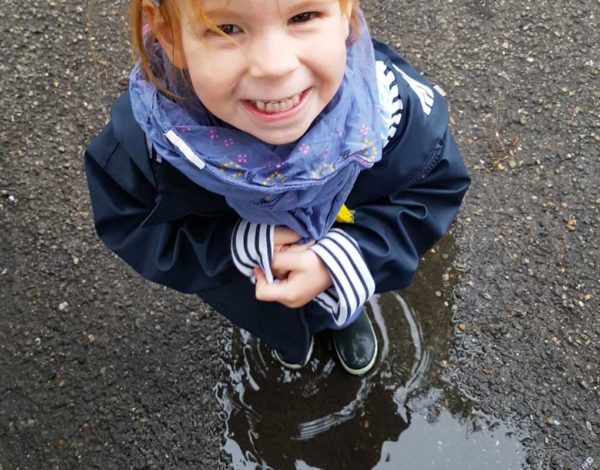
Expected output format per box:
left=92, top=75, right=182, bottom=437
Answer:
left=246, top=90, right=307, bottom=115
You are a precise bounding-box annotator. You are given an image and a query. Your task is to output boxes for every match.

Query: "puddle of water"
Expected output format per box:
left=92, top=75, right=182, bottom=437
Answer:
left=215, top=235, right=528, bottom=469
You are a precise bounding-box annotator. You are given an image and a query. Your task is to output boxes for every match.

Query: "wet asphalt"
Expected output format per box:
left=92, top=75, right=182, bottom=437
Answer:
left=1, top=0, right=599, bottom=468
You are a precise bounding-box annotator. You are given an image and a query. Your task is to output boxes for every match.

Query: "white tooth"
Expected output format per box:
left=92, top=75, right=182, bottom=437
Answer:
left=253, top=93, right=302, bottom=113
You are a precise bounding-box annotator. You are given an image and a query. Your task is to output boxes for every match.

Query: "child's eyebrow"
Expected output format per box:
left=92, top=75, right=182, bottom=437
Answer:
left=202, top=0, right=334, bottom=18
left=283, top=0, right=336, bottom=11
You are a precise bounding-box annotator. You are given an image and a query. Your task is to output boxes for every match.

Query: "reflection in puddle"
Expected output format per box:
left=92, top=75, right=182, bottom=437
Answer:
left=215, top=235, right=528, bottom=469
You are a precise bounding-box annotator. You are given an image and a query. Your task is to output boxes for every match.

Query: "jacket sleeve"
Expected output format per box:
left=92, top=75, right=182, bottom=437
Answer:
left=84, top=121, right=240, bottom=294
left=339, top=130, right=470, bottom=293
left=338, top=48, right=471, bottom=293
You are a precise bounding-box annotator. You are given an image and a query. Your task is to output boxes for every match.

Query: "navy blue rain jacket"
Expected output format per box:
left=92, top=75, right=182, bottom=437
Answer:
left=84, top=40, right=471, bottom=363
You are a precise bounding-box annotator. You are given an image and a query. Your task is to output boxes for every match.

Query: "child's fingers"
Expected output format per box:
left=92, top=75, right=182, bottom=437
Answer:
left=270, top=250, right=307, bottom=272
left=255, top=269, right=295, bottom=304
left=282, top=240, right=315, bottom=253
left=273, top=226, right=302, bottom=246
left=256, top=263, right=288, bottom=282
left=272, top=268, right=291, bottom=281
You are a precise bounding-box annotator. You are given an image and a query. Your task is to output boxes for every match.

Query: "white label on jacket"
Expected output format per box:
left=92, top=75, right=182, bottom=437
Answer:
left=165, top=129, right=206, bottom=170
left=392, top=64, right=434, bottom=116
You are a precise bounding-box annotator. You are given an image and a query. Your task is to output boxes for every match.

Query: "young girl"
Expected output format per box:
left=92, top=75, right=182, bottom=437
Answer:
left=84, top=0, right=470, bottom=375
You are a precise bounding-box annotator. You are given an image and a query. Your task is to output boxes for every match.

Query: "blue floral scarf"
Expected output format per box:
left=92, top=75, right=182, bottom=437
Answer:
left=129, top=13, right=386, bottom=240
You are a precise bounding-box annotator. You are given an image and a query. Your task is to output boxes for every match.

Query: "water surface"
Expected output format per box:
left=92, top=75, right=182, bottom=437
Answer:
left=215, top=235, right=527, bottom=469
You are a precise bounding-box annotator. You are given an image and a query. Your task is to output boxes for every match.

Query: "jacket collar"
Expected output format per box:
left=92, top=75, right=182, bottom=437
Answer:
left=110, top=91, right=156, bottom=186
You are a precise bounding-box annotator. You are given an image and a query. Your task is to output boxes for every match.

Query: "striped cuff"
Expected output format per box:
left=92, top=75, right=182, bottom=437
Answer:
left=230, top=222, right=375, bottom=328
left=310, top=228, right=375, bottom=327
left=230, top=220, right=275, bottom=284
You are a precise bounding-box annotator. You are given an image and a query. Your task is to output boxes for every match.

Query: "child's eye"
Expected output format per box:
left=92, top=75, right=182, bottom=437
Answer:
left=289, top=12, right=318, bottom=24
left=217, top=24, right=242, bottom=35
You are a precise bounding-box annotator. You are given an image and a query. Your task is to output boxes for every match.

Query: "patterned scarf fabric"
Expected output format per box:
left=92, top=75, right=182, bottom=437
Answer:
left=129, top=13, right=386, bottom=240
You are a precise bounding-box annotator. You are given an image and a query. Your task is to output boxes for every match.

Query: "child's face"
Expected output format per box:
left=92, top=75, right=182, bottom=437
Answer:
left=176, top=0, right=351, bottom=145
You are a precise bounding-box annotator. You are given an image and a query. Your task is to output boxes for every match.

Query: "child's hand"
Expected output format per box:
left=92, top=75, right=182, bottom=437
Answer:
left=254, top=250, right=332, bottom=308
left=272, top=226, right=313, bottom=280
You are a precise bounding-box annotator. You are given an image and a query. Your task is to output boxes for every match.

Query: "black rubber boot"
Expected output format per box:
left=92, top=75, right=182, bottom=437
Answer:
left=332, top=311, right=378, bottom=375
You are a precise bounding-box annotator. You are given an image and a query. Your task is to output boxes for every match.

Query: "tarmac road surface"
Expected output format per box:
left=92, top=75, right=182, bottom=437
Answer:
left=1, top=0, right=598, bottom=468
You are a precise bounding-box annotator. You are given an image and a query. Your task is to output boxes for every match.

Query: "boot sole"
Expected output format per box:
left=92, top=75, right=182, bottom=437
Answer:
left=273, top=336, right=314, bottom=370
left=333, top=336, right=378, bottom=376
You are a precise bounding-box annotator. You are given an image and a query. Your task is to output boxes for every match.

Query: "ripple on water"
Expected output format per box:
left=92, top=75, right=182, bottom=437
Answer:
left=214, top=235, right=528, bottom=469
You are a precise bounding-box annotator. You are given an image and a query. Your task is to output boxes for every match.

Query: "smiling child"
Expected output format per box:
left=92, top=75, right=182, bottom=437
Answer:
left=84, top=0, right=470, bottom=375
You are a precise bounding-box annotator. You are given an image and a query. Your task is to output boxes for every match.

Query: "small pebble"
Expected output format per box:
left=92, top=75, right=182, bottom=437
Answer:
left=545, top=417, right=560, bottom=426
left=564, top=218, right=577, bottom=231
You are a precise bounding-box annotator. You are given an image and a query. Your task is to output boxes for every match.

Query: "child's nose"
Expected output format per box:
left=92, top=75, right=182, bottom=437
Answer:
left=247, top=33, right=300, bottom=79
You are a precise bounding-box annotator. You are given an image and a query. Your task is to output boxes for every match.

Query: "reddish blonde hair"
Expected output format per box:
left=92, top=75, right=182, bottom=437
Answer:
left=129, top=0, right=361, bottom=94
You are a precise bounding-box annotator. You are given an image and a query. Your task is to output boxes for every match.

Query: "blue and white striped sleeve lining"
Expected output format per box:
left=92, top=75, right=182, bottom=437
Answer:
left=230, top=222, right=375, bottom=328
left=231, top=220, right=275, bottom=284
left=310, top=228, right=375, bottom=327
left=376, top=60, right=403, bottom=148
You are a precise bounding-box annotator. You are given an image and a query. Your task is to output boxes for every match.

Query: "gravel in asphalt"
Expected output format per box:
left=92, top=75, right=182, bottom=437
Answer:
left=1, top=0, right=599, bottom=468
